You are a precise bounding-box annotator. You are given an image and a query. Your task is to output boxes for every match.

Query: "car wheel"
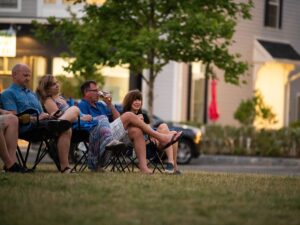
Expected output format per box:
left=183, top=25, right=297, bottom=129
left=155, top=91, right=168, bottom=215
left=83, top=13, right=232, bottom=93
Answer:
left=177, top=138, right=193, bottom=164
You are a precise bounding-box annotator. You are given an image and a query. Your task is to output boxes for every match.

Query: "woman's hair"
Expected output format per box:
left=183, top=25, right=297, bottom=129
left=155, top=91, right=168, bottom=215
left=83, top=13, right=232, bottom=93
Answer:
left=36, top=74, right=55, bottom=103
left=122, top=89, right=143, bottom=114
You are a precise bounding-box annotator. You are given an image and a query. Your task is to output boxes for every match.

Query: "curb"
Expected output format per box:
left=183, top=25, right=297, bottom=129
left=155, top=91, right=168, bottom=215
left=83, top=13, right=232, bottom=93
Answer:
left=194, top=155, right=300, bottom=166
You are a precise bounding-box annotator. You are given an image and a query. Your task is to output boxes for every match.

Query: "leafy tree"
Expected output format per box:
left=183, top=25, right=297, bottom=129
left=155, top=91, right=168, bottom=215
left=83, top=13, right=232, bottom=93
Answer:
left=33, top=0, right=253, bottom=120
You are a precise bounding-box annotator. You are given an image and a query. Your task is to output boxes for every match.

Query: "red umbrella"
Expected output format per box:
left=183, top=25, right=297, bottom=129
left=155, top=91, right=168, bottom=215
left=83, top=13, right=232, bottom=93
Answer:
left=208, top=79, right=219, bottom=121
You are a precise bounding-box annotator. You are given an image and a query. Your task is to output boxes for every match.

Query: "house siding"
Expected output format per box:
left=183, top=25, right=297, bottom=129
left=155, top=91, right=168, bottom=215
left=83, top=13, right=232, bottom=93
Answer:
left=213, top=0, right=300, bottom=126
left=0, top=0, right=37, bottom=17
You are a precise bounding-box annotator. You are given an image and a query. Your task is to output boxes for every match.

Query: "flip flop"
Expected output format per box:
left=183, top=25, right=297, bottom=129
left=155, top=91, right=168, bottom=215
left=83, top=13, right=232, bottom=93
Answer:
left=161, top=131, right=183, bottom=150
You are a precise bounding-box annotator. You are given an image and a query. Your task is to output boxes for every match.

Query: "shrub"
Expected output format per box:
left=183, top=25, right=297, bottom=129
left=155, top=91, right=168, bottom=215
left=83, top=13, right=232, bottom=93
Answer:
left=201, top=125, right=300, bottom=157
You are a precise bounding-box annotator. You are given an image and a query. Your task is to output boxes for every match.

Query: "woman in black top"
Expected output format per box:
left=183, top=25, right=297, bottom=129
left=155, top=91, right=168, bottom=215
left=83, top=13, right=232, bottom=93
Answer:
left=122, top=90, right=181, bottom=174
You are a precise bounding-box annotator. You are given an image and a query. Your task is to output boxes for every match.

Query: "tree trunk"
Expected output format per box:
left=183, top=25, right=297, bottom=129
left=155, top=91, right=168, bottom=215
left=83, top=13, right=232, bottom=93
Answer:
left=147, top=63, right=155, bottom=125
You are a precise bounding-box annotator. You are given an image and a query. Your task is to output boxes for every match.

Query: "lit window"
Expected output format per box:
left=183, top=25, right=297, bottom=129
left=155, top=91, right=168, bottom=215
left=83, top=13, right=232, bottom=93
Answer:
left=264, top=0, right=283, bottom=29
left=43, top=0, right=56, bottom=4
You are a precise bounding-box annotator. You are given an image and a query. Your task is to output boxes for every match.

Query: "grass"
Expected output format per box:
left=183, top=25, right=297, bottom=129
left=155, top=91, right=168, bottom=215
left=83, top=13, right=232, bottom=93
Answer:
left=0, top=165, right=300, bottom=225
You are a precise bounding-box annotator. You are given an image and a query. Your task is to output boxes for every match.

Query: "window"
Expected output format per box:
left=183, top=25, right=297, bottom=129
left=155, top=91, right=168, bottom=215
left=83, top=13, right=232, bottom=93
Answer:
left=43, top=0, right=56, bottom=4
left=0, top=0, right=21, bottom=12
left=264, top=0, right=283, bottom=29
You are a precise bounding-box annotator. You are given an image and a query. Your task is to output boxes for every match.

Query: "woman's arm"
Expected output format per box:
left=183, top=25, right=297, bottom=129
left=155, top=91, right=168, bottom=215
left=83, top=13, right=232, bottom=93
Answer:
left=44, top=98, right=60, bottom=115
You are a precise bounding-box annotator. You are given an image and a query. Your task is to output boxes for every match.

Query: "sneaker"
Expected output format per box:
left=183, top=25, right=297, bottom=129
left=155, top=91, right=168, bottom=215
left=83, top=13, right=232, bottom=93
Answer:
left=164, top=162, right=174, bottom=174
left=4, top=163, right=28, bottom=173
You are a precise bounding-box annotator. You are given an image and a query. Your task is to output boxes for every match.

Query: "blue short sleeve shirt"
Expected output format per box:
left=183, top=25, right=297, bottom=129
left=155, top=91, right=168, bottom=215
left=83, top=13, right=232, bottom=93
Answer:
left=1, top=84, right=43, bottom=114
left=78, top=99, right=114, bottom=122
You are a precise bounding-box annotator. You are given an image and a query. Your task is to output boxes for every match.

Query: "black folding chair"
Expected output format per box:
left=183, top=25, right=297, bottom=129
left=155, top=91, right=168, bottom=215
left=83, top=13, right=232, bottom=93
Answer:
left=16, top=109, right=71, bottom=171
left=104, top=145, right=136, bottom=172
left=69, top=128, right=90, bottom=172
left=145, top=139, right=165, bottom=173
left=106, top=137, right=165, bottom=173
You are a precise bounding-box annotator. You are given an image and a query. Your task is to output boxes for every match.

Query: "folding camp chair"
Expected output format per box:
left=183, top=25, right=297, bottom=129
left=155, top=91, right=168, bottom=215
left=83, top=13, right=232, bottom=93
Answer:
left=106, top=136, right=166, bottom=173
left=104, top=145, right=137, bottom=172
left=70, top=128, right=90, bottom=172
left=145, top=139, right=166, bottom=173
left=16, top=109, right=71, bottom=171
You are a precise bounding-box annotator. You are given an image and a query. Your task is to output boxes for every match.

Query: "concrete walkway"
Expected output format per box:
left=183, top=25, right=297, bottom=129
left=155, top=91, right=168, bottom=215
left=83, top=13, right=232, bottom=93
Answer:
left=181, top=155, right=300, bottom=176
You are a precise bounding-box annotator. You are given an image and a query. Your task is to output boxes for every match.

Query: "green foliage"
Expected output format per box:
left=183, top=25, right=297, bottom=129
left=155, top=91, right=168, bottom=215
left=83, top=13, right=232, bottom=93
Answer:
left=201, top=125, right=300, bottom=157
left=32, top=0, right=253, bottom=118
left=289, top=120, right=300, bottom=128
left=55, top=75, right=80, bottom=99
left=234, top=90, right=277, bottom=126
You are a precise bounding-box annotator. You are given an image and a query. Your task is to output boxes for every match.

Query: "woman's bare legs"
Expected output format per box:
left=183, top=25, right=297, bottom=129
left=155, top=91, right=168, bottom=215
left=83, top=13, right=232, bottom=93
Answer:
left=57, top=129, right=72, bottom=171
left=120, top=112, right=179, bottom=145
left=172, top=143, right=179, bottom=171
left=156, top=123, right=174, bottom=165
left=128, top=127, right=152, bottom=174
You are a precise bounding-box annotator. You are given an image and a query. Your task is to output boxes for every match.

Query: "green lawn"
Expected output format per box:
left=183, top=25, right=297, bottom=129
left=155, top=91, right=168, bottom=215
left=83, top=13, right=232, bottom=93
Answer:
left=0, top=165, right=300, bottom=225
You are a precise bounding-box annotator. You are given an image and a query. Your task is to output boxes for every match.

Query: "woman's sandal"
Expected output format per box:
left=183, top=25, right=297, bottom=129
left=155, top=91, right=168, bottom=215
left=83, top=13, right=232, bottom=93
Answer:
left=161, top=131, right=183, bottom=150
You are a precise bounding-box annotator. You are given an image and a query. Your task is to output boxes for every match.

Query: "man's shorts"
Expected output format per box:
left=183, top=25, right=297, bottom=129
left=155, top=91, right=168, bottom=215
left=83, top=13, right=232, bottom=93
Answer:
left=0, top=115, right=5, bottom=131
left=110, top=117, right=127, bottom=141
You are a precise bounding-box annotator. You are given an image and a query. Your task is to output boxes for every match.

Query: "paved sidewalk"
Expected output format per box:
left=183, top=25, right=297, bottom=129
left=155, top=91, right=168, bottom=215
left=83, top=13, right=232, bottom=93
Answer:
left=182, top=155, right=300, bottom=176
left=193, top=154, right=300, bottom=166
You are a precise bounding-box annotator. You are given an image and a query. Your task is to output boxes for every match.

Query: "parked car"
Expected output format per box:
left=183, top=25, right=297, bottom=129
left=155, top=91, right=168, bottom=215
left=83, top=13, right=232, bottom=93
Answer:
left=150, top=113, right=202, bottom=164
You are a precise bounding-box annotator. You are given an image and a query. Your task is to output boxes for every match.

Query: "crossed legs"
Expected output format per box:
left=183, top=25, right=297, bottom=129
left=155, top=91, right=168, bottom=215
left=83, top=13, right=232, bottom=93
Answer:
left=58, top=106, right=80, bottom=123
left=120, top=112, right=178, bottom=146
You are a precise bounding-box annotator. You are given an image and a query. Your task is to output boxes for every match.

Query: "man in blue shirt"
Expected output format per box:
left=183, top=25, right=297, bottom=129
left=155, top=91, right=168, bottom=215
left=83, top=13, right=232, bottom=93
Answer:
left=78, top=81, right=182, bottom=174
left=1, top=63, right=72, bottom=173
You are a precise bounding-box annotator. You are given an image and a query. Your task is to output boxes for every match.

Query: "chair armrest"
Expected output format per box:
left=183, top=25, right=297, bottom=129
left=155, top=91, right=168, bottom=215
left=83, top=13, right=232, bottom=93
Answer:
left=17, top=108, right=39, bottom=125
left=17, top=108, right=39, bottom=116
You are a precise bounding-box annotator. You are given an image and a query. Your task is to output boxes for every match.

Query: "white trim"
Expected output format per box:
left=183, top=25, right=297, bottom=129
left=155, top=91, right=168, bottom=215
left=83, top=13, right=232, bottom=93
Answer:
left=172, top=61, right=183, bottom=122
left=0, top=0, right=21, bottom=12
left=0, top=17, right=49, bottom=24
left=265, top=0, right=281, bottom=29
